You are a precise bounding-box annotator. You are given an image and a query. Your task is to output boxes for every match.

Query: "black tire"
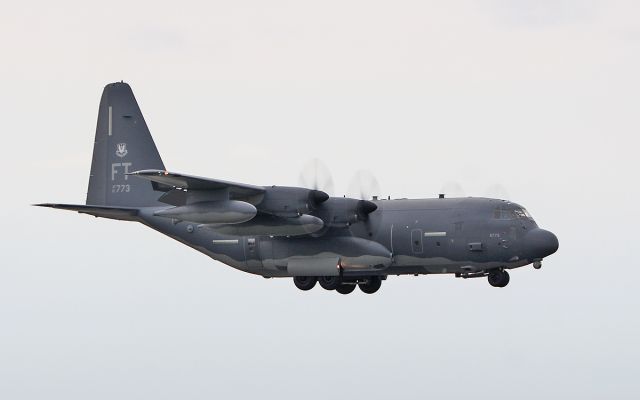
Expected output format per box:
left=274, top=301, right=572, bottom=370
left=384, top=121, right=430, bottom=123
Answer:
left=318, top=276, right=341, bottom=290
left=293, top=276, right=317, bottom=291
left=488, top=270, right=510, bottom=288
left=358, top=276, right=382, bottom=294
left=336, top=284, right=356, bottom=295
left=499, top=271, right=510, bottom=287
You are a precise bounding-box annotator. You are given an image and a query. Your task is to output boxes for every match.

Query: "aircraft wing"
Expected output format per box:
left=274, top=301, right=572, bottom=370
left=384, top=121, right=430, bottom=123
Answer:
left=128, top=169, right=265, bottom=197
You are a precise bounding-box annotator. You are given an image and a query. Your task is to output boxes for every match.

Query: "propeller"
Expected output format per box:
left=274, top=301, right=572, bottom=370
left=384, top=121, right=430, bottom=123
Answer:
left=439, top=181, right=511, bottom=200
left=298, top=158, right=335, bottom=195
left=344, top=170, right=379, bottom=237
left=356, top=199, right=378, bottom=218
left=484, top=184, right=511, bottom=200
left=347, top=170, right=381, bottom=200
left=297, top=163, right=381, bottom=236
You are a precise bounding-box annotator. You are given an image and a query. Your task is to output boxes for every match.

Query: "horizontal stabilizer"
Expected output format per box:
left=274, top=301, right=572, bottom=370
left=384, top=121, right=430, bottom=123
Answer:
left=34, top=203, right=139, bottom=221
left=128, top=170, right=265, bottom=197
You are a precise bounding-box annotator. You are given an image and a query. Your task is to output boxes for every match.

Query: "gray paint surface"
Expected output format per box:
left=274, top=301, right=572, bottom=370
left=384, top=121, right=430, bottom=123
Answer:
left=40, top=83, right=558, bottom=287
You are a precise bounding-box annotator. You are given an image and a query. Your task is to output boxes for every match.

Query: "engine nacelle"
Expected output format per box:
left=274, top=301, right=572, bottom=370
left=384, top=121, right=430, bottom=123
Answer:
left=256, top=186, right=328, bottom=217
left=312, top=197, right=378, bottom=227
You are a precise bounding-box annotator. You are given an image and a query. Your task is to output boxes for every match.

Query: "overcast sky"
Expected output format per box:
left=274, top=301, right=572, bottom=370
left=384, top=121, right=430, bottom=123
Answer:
left=1, top=1, right=639, bottom=399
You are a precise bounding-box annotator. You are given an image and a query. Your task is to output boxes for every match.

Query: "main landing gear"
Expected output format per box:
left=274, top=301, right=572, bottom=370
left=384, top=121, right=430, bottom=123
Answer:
left=293, top=276, right=317, bottom=291
left=336, top=284, right=356, bottom=295
left=293, top=276, right=383, bottom=294
left=488, top=269, right=510, bottom=288
left=318, top=276, right=341, bottom=290
left=358, top=276, right=382, bottom=294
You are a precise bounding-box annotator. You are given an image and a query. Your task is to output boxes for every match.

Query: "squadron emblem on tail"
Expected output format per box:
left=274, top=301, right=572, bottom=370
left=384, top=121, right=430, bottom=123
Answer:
left=115, top=143, right=128, bottom=158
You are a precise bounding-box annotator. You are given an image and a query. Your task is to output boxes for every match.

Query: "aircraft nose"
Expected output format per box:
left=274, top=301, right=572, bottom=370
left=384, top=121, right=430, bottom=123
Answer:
left=524, top=228, right=559, bottom=259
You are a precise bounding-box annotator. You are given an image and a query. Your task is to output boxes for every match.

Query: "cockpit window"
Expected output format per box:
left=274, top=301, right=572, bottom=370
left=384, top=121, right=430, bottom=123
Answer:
left=493, top=207, right=532, bottom=220
left=493, top=208, right=515, bottom=219
left=513, top=208, right=532, bottom=219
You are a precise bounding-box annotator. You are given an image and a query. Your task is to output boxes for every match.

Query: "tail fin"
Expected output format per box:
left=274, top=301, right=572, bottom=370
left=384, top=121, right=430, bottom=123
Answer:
left=86, top=82, right=166, bottom=207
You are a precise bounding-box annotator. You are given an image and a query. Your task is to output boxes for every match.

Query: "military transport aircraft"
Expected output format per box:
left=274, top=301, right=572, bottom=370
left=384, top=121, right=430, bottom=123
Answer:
left=37, top=82, right=559, bottom=294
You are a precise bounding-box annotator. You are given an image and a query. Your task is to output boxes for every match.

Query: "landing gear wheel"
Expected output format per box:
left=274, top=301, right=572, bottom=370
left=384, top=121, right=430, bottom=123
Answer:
left=358, top=276, right=382, bottom=294
left=336, top=284, right=356, bottom=295
left=318, top=276, right=341, bottom=290
left=293, top=276, right=317, bottom=291
left=488, top=270, right=510, bottom=288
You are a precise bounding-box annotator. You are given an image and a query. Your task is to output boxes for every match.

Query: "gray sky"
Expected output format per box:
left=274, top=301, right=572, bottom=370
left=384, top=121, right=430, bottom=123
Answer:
left=1, top=1, right=639, bottom=399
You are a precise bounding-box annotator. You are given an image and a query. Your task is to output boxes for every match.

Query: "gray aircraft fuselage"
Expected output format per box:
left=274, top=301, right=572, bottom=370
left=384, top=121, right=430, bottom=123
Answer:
left=38, top=82, right=559, bottom=293
left=134, top=196, right=557, bottom=278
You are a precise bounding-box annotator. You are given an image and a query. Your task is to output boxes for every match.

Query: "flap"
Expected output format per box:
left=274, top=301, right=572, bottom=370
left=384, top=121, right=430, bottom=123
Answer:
left=128, top=169, right=265, bottom=197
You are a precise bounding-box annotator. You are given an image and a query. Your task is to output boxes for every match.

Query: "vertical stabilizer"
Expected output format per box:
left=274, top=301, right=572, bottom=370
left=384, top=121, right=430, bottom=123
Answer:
left=86, top=82, right=165, bottom=207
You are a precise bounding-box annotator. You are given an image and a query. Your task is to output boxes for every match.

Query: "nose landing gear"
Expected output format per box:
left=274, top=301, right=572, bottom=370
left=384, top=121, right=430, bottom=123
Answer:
left=488, top=269, right=510, bottom=288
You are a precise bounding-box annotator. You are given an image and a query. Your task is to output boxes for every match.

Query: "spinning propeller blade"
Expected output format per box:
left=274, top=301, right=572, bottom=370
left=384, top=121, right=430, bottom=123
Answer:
left=484, top=183, right=511, bottom=200
left=298, top=158, right=335, bottom=195
left=347, top=170, right=382, bottom=200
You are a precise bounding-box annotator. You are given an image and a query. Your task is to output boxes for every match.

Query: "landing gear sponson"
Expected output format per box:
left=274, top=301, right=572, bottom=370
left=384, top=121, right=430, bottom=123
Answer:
left=293, top=276, right=383, bottom=294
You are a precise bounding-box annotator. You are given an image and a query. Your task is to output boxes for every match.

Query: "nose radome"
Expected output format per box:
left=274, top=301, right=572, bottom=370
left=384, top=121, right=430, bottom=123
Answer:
left=525, top=228, right=559, bottom=259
